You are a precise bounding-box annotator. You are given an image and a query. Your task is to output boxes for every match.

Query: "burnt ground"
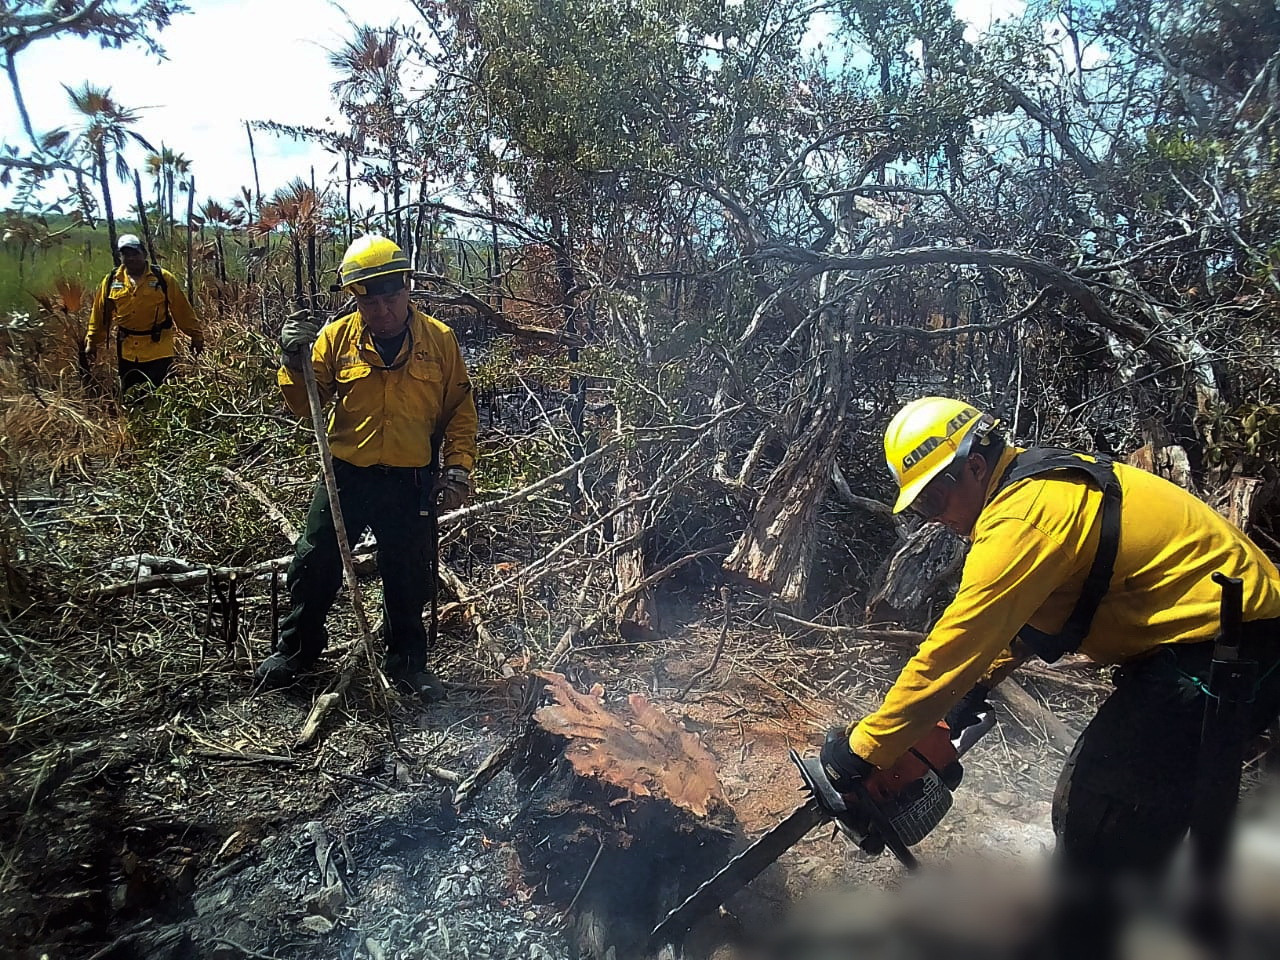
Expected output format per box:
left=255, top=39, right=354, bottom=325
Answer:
left=9, top=576, right=1280, bottom=960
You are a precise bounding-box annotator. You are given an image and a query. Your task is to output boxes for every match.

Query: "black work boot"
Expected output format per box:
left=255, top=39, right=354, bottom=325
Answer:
left=387, top=665, right=446, bottom=702
left=254, top=651, right=313, bottom=688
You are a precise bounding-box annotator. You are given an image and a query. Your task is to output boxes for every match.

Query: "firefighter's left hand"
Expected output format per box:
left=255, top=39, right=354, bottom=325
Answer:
left=945, top=683, right=991, bottom=735
left=433, top=467, right=471, bottom=512
left=190, top=337, right=205, bottom=358
left=820, top=725, right=876, bottom=793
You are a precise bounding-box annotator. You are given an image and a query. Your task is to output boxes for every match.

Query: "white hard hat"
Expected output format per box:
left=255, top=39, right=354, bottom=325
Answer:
left=116, top=233, right=143, bottom=251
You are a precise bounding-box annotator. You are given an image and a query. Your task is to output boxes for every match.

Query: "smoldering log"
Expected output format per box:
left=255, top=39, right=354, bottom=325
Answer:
left=866, top=522, right=966, bottom=628
left=511, top=672, right=744, bottom=959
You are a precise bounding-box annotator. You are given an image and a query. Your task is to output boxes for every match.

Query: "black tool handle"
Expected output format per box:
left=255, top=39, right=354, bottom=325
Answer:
left=1211, top=572, right=1244, bottom=654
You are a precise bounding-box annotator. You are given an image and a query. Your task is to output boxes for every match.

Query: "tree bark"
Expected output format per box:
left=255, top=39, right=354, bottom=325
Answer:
left=866, top=524, right=967, bottom=628
left=95, top=141, right=117, bottom=263
left=132, top=171, right=156, bottom=264
left=613, top=450, right=660, bottom=640
left=723, top=300, right=850, bottom=606
left=1209, top=475, right=1271, bottom=533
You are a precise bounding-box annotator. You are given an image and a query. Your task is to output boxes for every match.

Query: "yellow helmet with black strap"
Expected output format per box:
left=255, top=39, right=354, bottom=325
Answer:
left=337, top=235, right=411, bottom=294
left=884, top=397, right=999, bottom=514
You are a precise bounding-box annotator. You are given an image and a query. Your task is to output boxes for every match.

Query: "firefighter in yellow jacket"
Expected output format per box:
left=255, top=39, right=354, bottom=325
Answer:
left=256, top=235, right=479, bottom=697
left=820, top=397, right=1280, bottom=948
left=85, top=233, right=203, bottom=398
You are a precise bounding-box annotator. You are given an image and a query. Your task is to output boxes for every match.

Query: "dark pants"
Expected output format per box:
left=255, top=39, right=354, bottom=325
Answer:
left=118, top=356, right=173, bottom=401
left=277, top=459, right=431, bottom=674
left=1046, top=624, right=1280, bottom=956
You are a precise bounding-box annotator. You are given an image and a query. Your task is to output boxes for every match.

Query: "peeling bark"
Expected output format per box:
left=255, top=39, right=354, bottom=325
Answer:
left=723, top=298, right=851, bottom=606
left=866, top=523, right=967, bottom=628
left=614, top=450, right=661, bottom=641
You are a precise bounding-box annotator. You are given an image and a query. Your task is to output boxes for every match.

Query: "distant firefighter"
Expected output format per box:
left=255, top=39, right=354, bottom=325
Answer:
left=84, top=233, right=203, bottom=400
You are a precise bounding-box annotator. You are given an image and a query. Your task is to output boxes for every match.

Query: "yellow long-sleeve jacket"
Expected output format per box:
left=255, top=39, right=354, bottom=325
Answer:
left=850, top=445, right=1280, bottom=768
left=278, top=307, right=479, bottom=471
left=85, top=265, right=201, bottom=363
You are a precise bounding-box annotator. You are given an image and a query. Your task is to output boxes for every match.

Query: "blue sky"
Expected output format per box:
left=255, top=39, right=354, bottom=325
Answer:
left=0, top=0, right=421, bottom=210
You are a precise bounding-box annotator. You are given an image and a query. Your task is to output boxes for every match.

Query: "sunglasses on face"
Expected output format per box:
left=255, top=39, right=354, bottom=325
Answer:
left=910, top=467, right=960, bottom=520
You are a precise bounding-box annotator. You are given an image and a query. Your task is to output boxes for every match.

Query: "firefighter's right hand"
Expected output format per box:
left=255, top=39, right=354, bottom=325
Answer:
left=279, top=310, right=320, bottom=369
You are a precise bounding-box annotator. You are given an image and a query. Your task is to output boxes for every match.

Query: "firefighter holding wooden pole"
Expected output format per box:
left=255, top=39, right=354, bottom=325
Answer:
left=257, top=235, right=478, bottom=699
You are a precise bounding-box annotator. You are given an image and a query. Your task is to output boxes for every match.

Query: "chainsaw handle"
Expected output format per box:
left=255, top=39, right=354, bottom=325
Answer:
left=791, top=750, right=847, bottom=816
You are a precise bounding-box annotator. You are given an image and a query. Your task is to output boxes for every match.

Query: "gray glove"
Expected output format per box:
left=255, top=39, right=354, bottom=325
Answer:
left=279, top=309, right=320, bottom=370
left=432, top=467, right=472, bottom=512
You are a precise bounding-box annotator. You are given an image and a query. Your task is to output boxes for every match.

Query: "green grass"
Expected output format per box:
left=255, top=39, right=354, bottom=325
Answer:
left=0, top=222, right=125, bottom=314
left=0, top=214, right=504, bottom=316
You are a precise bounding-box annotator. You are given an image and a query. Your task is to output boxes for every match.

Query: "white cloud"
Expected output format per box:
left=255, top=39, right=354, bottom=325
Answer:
left=953, top=0, right=1027, bottom=42
left=0, top=0, right=419, bottom=210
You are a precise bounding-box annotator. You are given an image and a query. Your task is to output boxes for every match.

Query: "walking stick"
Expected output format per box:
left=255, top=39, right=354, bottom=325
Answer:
left=422, top=430, right=445, bottom=654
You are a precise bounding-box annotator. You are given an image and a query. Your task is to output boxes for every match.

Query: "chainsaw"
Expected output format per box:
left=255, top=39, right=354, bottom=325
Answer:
left=649, top=711, right=996, bottom=949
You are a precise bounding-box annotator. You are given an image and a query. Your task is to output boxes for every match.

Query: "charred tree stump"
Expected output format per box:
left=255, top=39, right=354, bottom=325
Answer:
left=511, top=672, right=740, bottom=959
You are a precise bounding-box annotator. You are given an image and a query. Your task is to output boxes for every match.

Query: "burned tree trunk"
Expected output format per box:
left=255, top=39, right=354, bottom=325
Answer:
left=723, top=302, right=851, bottom=607
left=1210, top=475, right=1274, bottom=533
left=614, top=451, right=661, bottom=640
left=511, top=672, right=739, bottom=959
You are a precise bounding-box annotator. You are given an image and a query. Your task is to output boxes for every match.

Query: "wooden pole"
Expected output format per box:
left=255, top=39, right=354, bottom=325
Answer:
left=244, top=121, right=262, bottom=215
left=185, top=176, right=195, bottom=305
left=132, top=171, right=156, bottom=264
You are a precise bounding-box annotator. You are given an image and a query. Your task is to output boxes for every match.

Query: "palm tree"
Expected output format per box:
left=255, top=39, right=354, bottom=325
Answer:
left=257, top=179, right=326, bottom=302
left=64, top=83, right=154, bottom=260
left=143, top=145, right=191, bottom=239
left=198, top=199, right=243, bottom=283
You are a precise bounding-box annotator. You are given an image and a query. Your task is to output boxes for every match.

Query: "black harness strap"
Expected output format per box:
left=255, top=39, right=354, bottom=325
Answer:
left=104, top=265, right=174, bottom=346
left=995, top=447, right=1123, bottom=663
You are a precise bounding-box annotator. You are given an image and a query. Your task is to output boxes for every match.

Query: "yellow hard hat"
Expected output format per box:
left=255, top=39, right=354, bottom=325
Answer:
left=884, top=397, right=998, bottom=514
left=337, top=234, right=411, bottom=293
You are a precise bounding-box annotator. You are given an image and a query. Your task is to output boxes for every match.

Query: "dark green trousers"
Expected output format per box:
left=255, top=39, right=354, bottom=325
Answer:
left=118, top=356, right=173, bottom=403
left=277, top=458, right=430, bottom=673
left=1044, top=624, right=1280, bottom=958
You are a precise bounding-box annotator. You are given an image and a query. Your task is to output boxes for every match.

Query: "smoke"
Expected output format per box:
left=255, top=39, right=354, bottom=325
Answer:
left=735, top=793, right=1280, bottom=960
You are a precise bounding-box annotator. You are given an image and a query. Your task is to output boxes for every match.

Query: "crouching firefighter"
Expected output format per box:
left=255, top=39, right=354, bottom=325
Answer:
left=820, top=397, right=1280, bottom=956
left=84, top=233, right=203, bottom=401
left=256, top=235, right=478, bottom=699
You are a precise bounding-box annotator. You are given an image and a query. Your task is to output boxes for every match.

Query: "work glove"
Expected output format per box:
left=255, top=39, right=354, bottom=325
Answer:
left=432, top=467, right=472, bottom=513
left=945, top=683, right=991, bottom=736
left=820, top=725, right=876, bottom=794
left=279, top=309, right=320, bottom=370
left=84, top=342, right=98, bottom=363
left=189, top=336, right=205, bottom=358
